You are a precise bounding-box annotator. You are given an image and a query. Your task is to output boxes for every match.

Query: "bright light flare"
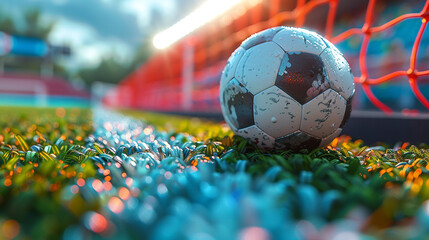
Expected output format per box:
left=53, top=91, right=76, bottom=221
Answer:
left=153, top=0, right=256, bottom=49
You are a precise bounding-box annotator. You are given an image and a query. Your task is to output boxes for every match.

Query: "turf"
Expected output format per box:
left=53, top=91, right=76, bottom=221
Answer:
left=1, top=106, right=429, bottom=239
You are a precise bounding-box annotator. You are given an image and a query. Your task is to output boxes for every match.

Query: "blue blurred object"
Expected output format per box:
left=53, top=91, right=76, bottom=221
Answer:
left=9, top=34, right=49, bottom=57
left=0, top=31, right=71, bottom=58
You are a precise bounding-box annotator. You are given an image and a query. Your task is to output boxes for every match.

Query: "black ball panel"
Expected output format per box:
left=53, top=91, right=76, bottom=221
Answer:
left=222, top=78, right=255, bottom=129
left=241, top=27, right=284, bottom=50
left=340, top=97, right=352, bottom=128
left=275, top=52, right=329, bottom=105
left=275, top=131, right=321, bottom=151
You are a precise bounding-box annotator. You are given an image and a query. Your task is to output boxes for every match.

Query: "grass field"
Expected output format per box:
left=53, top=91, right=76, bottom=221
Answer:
left=1, top=106, right=429, bottom=239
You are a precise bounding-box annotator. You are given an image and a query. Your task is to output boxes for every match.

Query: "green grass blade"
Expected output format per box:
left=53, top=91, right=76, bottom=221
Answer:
left=39, top=151, right=55, bottom=161
left=15, top=134, right=29, bottom=152
left=6, top=155, right=20, bottom=170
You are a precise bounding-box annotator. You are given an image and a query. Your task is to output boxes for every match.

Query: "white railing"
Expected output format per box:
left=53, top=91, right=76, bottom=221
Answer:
left=0, top=78, right=48, bottom=106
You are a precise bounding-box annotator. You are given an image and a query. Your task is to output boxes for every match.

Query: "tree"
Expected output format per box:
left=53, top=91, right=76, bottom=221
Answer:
left=79, top=57, right=130, bottom=86
left=22, top=9, right=55, bottom=39
left=0, top=8, right=55, bottom=39
left=0, top=8, right=65, bottom=77
left=78, top=39, right=155, bottom=86
left=0, top=17, right=16, bottom=35
left=129, top=39, right=154, bottom=71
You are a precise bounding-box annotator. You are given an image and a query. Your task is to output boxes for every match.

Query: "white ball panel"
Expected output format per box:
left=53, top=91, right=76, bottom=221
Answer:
left=323, top=38, right=342, bottom=55
left=319, top=128, right=342, bottom=148
left=301, top=89, right=346, bottom=138
left=273, top=27, right=327, bottom=55
left=220, top=47, right=246, bottom=91
left=236, top=125, right=275, bottom=150
left=253, top=86, right=302, bottom=138
left=235, top=42, right=284, bottom=95
left=320, top=47, right=355, bottom=100
left=240, top=27, right=284, bottom=50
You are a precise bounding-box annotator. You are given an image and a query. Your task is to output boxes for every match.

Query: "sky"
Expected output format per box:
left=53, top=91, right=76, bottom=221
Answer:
left=0, top=0, right=194, bottom=69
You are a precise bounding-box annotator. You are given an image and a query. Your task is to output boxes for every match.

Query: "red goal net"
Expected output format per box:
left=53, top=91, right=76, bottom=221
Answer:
left=327, top=0, right=429, bottom=114
left=105, top=0, right=429, bottom=116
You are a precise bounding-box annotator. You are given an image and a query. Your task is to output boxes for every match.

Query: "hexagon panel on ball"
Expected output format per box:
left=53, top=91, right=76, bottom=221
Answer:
left=253, top=86, right=301, bottom=138
left=219, top=26, right=355, bottom=151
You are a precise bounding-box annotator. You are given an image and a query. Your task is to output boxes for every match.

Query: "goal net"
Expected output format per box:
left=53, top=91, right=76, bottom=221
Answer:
left=106, top=0, right=429, bottom=116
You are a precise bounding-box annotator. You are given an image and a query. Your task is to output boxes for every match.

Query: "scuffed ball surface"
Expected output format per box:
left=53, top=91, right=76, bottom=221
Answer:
left=220, top=26, right=355, bottom=151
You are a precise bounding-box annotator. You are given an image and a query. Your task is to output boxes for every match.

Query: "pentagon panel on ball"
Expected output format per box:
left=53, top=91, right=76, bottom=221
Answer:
left=275, top=51, right=330, bottom=104
left=219, top=26, right=355, bottom=151
left=275, top=131, right=321, bottom=151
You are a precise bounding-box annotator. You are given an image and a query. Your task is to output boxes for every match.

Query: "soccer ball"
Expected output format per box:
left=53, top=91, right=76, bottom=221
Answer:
left=219, top=27, right=354, bottom=151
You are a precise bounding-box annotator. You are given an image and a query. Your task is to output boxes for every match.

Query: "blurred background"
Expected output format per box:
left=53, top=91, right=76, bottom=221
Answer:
left=0, top=0, right=201, bottom=107
left=0, top=0, right=428, bottom=117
